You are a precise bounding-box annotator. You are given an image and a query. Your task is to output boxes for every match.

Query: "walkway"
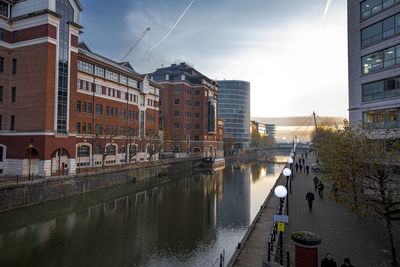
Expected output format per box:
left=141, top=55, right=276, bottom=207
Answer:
left=282, top=154, right=400, bottom=267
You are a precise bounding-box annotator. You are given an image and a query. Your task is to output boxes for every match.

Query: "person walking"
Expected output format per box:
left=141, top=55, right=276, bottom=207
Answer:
left=340, top=258, right=354, bottom=267
left=313, top=176, right=319, bottom=191
left=305, top=152, right=308, bottom=159
left=298, top=158, right=301, bottom=165
left=321, top=253, right=337, bottom=267
left=295, top=162, right=299, bottom=172
left=305, top=190, right=315, bottom=211
left=318, top=182, right=325, bottom=198
left=299, top=164, right=303, bottom=173
left=302, top=158, right=305, bottom=165
left=306, top=165, right=310, bottom=175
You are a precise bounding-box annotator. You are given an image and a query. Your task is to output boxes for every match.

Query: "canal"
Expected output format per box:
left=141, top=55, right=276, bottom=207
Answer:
left=0, top=162, right=284, bottom=267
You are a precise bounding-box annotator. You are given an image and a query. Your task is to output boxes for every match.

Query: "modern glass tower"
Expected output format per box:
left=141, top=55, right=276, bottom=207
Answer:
left=217, top=80, right=250, bottom=148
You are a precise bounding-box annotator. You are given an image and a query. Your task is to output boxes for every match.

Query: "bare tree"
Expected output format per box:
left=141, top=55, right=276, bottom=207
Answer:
left=145, top=129, right=162, bottom=161
left=127, top=127, right=138, bottom=163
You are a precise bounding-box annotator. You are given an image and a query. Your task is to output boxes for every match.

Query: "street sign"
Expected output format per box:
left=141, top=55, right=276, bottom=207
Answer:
left=274, top=214, right=289, bottom=223
left=278, top=222, right=284, bottom=232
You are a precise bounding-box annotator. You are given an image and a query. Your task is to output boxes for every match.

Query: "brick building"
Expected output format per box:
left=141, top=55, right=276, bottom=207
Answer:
left=149, top=63, right=223, bottom=158
left=0, top=0, right=160, bottom=177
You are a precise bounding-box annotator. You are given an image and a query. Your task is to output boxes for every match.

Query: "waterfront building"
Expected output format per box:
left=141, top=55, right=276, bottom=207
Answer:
left=0, top=0, right=160, bottom=177
left=149, top=63, right=223, bottom=158
left=265, top=124, right=276, bottom=142
left=217, top=80, right=250, bottom=149
left=348, top=0, right=400, bottom=129
left=250, top=121, right=267, bottom=136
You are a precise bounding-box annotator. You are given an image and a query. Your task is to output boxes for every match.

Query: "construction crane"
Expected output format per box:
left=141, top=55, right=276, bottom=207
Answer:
left=120, top=27, right=150, bottom=62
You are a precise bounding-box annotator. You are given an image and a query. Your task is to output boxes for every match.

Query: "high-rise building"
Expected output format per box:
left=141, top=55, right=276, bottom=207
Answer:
left=217, top=80, right=250, bottom=148
left=0, top=0, right=160, bottom=177
left=149, top=63, right=223, bottom=158
left=348, top=0, right=400, bottom=129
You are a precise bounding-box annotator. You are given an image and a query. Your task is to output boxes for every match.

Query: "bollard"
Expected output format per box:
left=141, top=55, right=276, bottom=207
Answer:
left=291, top=231, right=321, bottom=267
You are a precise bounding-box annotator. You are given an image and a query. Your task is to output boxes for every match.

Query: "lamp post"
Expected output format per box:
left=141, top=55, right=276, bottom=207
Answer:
left=283, top=167, right=291, bottom=215
left=27, top=144, right=33, bottom=181
left=287, top=157, right=293, bottom=194
left=274, top=185, right=288, bottom=265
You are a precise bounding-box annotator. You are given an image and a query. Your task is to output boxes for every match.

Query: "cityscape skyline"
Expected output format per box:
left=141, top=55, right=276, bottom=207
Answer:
left=79, top=0, right=349, bottom=118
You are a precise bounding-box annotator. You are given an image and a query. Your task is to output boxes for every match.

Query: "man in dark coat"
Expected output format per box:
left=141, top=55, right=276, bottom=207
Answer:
left=340, top=257, right=354, bottom=267
left=318, top=182, right=325, bottom=198
left=306, top=165, right=310, bottom=175
left=321, top=253, right=337, bottom=267
left=295, top=163, right=299, bottom=172
left=305, top=191, right=315, bottom=211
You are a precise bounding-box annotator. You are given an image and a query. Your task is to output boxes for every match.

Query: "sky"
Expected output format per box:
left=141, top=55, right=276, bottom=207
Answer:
left=78, top=0, right=348, bottom=118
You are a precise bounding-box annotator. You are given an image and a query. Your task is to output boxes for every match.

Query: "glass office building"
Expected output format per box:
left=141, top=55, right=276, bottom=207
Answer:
left=217, top=80, right=250, bottom=148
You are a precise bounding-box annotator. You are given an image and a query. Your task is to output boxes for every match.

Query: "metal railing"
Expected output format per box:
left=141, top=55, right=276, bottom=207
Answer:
left=267, top=242, right=290, bottom=266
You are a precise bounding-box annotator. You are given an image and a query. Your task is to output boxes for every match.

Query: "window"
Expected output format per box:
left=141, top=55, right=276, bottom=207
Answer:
left=78, top=60, right=94, bottom=74
left=77, top=101, right=81, bottom=112
left=174, top=87, right=180, bottom=93
left=78, top=145, right=90, bottom=157
left=76, top=122, right=81, bottom=133
left=0, top=29, right=3, bottom=41
left=0, top=115, right=2, bottom=130
left=88, top=103, right=93, bottom=113
left=174, top=111, right=180, bottom=117
left=106, top=106, right=109, bottom=116
left=362, top=44, right=400, bottom=74
left=195, top=101, right=200, bottom=107
left=120, top=126, right=126, bottom=136
left=82, top=102, right=87, bottom=113
left=106, top=70, right=119, bottom=82
left=12, top=58, right=16, bottom=74
left=361, top=0, right=400, bottom=19
left=13, top=31, right=17, bottom=43
left=174, top=122, right=180, bottom=128
left=363, top=108, right=400, bottom=129
left=361, top=14, right=400, bottom=47
left=115, top=108, right=118, bottom=117
left=174, top=98, right=180, bottom=104
left=96, top=84, right=102, bottom=94
left=120, top=145, right=126, bottom=154
left=121, top=109, right=126, bottom=119
left=88, top=123, right=92, bottom=133
left=0, top=57, right=3, bottom=72
left=96, top=104, right=102, bottom=115
left=82, top=123, right=86, bottom=133
left=95, top=66, right=105, bottom=77
left=95, top=145, right=101, bottom=155
left=195, top=113, right=200, bottom=118
left=95, top=124, right=102, bottom=134
left=107, top=145, right=116, bottom=155
left=194, top=135, right=199, bottom=141
left=195, top=124, right=200, bottom=129
left=194, top=90, right=200, bottom=95
left=362, top=76, right=400, bottom=101
left=0, top=1, right=8, bottom=17
left=0, top=86, right=2, bottom=103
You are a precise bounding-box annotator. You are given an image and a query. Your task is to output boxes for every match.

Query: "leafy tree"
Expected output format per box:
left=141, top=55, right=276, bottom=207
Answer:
left=315, top=121, right=400, bottom=265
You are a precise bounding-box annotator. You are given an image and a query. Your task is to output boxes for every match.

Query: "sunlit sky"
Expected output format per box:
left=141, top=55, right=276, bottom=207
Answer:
left=78, top=0, right=348, bottom=118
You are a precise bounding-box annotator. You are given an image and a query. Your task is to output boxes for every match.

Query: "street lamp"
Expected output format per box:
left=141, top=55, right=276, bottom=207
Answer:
left=288, top=156, right=294, bottom=193
left=283, top=167, right=291, bottom=215
left=274, top=185, right=287, bottom=265
left=27, top=144, right=33, bottom=181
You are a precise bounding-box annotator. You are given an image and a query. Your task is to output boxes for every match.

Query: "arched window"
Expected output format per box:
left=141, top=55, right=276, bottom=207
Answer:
left=106, top=145, right=116, bottom=155
left=77, top=145, right=90, bottom=157
left=0, top=146, right=4, bottom=162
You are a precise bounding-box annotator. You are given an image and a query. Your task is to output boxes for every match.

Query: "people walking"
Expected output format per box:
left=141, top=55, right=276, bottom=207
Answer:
left=302, top=158, right=305, bottom=165
left=299, top=164, right=303, bottom=173
left=340, top=258, right=354, bottom=267
left=321, top=253, right=337, bottom=267
left=295, top=162, right=299, bottom=172
left=313, top=176, right=319, bottom=191
left=305, top=190, right=315, bottom=211
left=305, top=152, right=308, bottom=159
left=306, top=165, right=310, bottom=175
left=318, top=182, right=325, bottom=199
left=298, top=158, right=301, bottom=165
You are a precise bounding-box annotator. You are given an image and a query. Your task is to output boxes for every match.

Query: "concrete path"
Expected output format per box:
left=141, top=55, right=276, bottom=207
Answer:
left=282, top=154, right=400, bottom=267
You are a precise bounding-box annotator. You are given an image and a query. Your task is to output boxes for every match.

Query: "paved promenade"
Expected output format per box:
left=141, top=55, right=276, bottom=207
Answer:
left=282, top=154, right=400, bottom=267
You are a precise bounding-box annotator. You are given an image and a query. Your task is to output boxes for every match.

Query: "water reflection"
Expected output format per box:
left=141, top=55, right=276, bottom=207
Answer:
left=0, top=163, right=283, bottom=267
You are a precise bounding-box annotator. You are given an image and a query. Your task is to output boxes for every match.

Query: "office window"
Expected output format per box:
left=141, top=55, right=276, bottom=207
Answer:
left=363, top=108, right=400, bottom=129
left=96, top=84, right=102, bottom=94
left=11, top=87, right=15, bottom=102
left=0, top=29, right=3, bottom=41
left=174, top=111, right=180, bottom=117
left=195, top=90, right=200, bottom=95
left=110, top=107, right=114, bottom=117
left=77, top=145, right=90, bottom=157
left=174, top=98, right=180, bottom=104
left=0, top=57, right=3, bottom=72
left=0, top=2, right=8, bottom=17
left=174, top=87, right=180, bottom=93
left=82, top=102, right=87, bottom=113
left=77, top=101, right=81, bottom=112
left=95, top=66, right=105, bottom=77
left=121, top=109, right=126, bottom=119
left=95, top=145, right=101, bottom=154
left=88, top=123, right=92, bottom=133
left=361, top=14, right=400, bottom=47
left=96, top=104, right=102, bottom=115
left=0, top=86, right=2, bottom=102
left=82, top=122, right=87, bottom=133
left=115, top=107, right=118, bottom=117
left=76, top=122, right=81, bottom=133
left=194, top=135, right=199, bottom=141
left=88, top=103, right=93, bottom=113
left=120, top=126, right=126, bottom=136
left=13, top=31, right=17, bottom=43
left=78, top=60, right=94, bottom=74
left=174, top=122, right=180, bottom=128
left=106, top=106, right=109, bottom=116
left=362, top=76, right=400, bottom=101
left=107, top=145, right=116, bottom=155
left=362, top=44, right=400, bottom=74
left=12, top=58, right=16, bottom=74
left=195, top=101, right=200, bottom=107
left=195, top=124, right=200, bottom=129
left=195, top=113, right=200, bottom=118
left=95, top=124, right=102, bottom=134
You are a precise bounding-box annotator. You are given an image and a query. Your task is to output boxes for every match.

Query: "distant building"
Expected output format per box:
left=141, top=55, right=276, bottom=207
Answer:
left=149, top=63, right=223, bottom=158
left=217, top=80, right=250, bottom=149
left=265, top=124, right=276, bottom=142
left=250, top=121, right=267, bottom=136
left=348, top=0, right=400, bottom=129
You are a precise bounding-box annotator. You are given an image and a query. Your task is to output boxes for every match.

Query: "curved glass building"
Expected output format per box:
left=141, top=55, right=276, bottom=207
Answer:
left=217, top=80, right=250, bottom=148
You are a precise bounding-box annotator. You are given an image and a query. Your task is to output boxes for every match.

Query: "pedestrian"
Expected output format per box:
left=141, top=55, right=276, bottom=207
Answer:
left=295, top=162, right=299, bottom=172
left=301, top=153, right=304, bottom=159
left=299, top=164, right=303, bottom=173
left=298, top=158, right=301, bottom=165
left=321, top=253, right=337, bottom=267
left=313, top=176, right=319, bottom=191
left=302, top=158, right=305, bottom=165
left=305, top=190, right=315, bottom=211
left=305, top=152, right=308, bottom=159
left=340, top=258, right=354, bottom=267
left=318, top=182, right=325, bottom=198
left=306, top=165, right=310, bottom=175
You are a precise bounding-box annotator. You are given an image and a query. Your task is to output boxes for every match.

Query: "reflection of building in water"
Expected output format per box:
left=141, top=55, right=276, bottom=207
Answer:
left=217, top=166, right=250, bottom=227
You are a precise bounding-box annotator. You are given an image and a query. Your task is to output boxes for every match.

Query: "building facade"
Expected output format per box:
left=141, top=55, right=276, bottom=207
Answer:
left=0, top=0, right=160, bottom=177
left=250, top=121, right=267, bottom=136
left=348, top=0, right=400, bottom=129
left=149, top=63, right=223, bottom=158
left=217, top=80, right=250, bottom=148
left=265, top=124, right=276, bottom=142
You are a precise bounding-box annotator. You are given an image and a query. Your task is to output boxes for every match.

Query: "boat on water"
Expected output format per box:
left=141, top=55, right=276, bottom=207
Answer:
left=202, top=157, right=225, bottom=169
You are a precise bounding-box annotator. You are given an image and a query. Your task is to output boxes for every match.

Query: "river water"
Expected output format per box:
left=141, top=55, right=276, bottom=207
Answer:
left=0, top=162, right=284, bottom=267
